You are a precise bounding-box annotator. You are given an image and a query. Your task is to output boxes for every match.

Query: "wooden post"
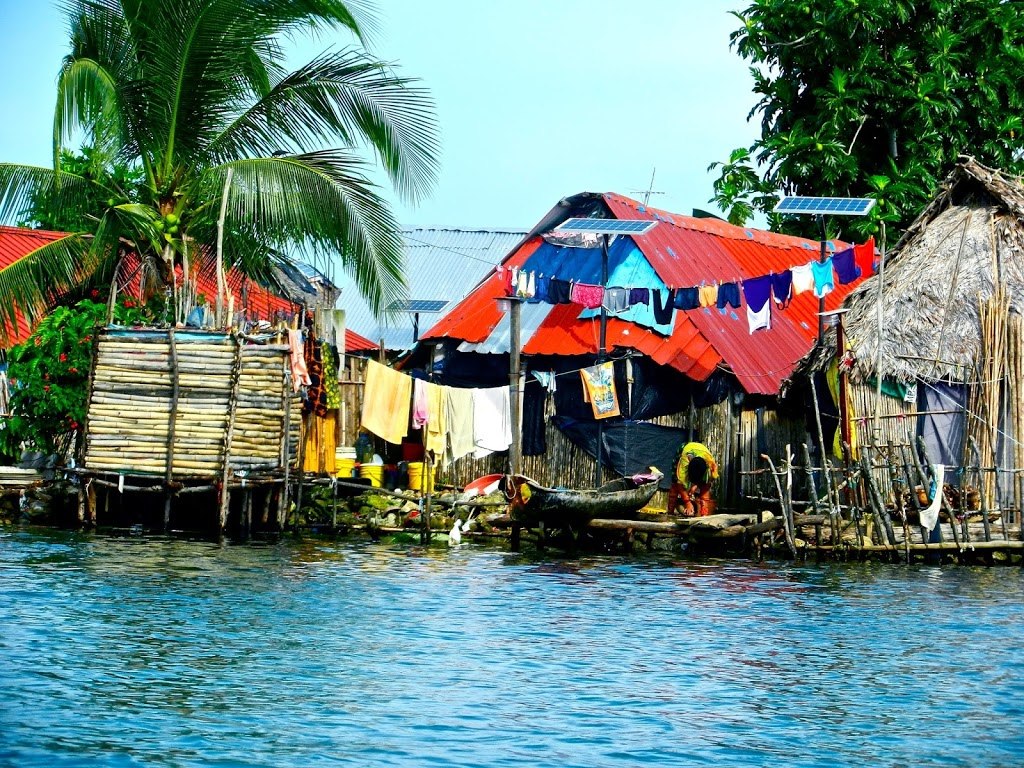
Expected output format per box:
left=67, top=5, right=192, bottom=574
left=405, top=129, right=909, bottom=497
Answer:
left=218, top=336, right=244, bottom=533
left=508, top=298, right=522, bottom=476
left=163, top=328, right=180, bottom=532
left=968, top=436, right=993, bottom=543
left=763, top=454, right=797, bottom=557
left=917, top=436, right=962, bottom=551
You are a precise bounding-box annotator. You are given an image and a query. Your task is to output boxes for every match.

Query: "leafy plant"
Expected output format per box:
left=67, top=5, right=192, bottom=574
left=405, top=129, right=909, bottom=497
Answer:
left=1, top=297, right=151, bottom=459
left=709, top=0, right=1024, bottom=241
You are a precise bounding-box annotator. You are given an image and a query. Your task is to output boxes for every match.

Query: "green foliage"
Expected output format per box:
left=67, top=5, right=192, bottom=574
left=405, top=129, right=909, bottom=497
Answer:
left=0, top=298, right=150, bottom=459
left=0, top=0, right=439, bottom=342
left=710, top=0, right=1024, bottom=241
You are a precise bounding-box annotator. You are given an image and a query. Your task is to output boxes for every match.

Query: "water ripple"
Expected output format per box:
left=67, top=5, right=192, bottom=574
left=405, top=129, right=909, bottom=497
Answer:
left=1, top=529, right=1023, bottom=767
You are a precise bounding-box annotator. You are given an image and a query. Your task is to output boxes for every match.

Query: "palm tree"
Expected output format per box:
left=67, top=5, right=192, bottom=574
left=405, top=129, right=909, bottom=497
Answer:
left=0, top=0, right=439, bottom=337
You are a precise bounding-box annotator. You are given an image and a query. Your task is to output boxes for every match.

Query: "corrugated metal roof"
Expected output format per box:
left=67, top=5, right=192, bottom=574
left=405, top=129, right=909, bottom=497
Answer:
left=0, top=225, right=69, bottom=346
left=333, top=227, right=527, bottom=351
left=421, top=194, right=869, bottom=396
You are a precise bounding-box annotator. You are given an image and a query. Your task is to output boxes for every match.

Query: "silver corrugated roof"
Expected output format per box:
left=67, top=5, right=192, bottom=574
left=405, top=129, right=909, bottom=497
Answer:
left=333, top=227, right=527, bottom=351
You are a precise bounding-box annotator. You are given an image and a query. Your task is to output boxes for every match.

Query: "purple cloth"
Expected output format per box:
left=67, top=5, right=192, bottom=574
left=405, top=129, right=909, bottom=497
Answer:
left=832, top=247, right=860, bottom=284
left=652, top=289, right=674, bottom=324
left=742, top=275, right=773, bottom=313
left=673, top=286, right=700, bottom=310
left=628, top=288, right=650, bottom=306
left=771, top=270, right=793, bottom=306
left=716, top=282, right=741, bottom=309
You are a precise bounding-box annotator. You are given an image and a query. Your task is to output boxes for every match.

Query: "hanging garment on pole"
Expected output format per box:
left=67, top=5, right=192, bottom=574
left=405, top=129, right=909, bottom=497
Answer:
left=716, top=282, right=741, bottom=310
left=288, top=329, right=312, bottom=391
left=361, top=360, right=412, bottom=445
left=811, top=258, right=835, bottom=297
left=832, top=247, right=860, bottom=284
left=472, top=386, right=513, bottom=459
left=854, top=236, right=876, bottom=277
left=445, top=386, right=476, bottom=464
left=771, top=270, right=793, bottom=307
left=412, top=377, right=429, bottom=429
left=791, top=263, right=814, bottom=295
left=580, top=361, right=620, bottom=419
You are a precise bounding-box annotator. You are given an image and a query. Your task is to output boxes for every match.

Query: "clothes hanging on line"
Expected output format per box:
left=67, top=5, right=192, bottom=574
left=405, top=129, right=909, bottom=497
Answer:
left=445, top=386, right=476, bottom=464
left=571, top=282, right=604, bottom=309
left=473, top=386, right=513, bottom=458
left=790, top=263, right=814, bottom=295
left=746, top=301, right=771, bottom=333
left=811, top=258, right=835, bottom=298
left=288, top=329, right=312, bottom=392
left=652, top=289, right=675, bottom=324
left=771, top=271, right=793, bottom=307
left=716, top=282, right=741, bottom=310
left=602, top=287, right=630, bottom=313
left=424, top=381, right=447, bottom=456
left=580, top=361, right=620, bottom=419
left=673, top=286, right=700, bottom=310
left=549, top=278, right=573, bottom=304
left=628, top=288, right=650, bottom=306
left=412, top=377, right=429, bottom=429
left=854, top=236, right=876, bottom=277
left=698, top=284, right=718, bottom=308
left=361, top=360, right=412, bottom=445
left=832, top=247, right=860, bottom=284
left=742, top=275, right=772, bottom=313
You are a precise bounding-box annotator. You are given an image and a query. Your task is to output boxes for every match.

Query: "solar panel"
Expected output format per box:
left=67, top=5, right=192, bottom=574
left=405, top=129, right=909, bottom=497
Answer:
left=387, top=299, right=449, bottom=313
left=555, top=217, right=658, bottom=235
left=773, top=196, right=876, bottom=216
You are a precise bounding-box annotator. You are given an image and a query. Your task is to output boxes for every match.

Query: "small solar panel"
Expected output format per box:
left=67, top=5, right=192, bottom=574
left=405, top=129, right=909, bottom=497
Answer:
left=387, top=299, right=448, bottom=313
left=773, top=196, right=876, bottom=216
left=555, top=217, right=658, bottom=235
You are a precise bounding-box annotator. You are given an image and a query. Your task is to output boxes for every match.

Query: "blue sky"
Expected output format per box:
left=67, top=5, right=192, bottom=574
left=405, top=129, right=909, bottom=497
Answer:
left=0, top=1, right=760, bottom=230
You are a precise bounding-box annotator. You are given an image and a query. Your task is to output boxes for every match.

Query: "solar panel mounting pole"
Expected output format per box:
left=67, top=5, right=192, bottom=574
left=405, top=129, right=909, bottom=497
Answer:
left=818, top=215, right=827, bottom=340
left=595, top=233, right=610, bottom=487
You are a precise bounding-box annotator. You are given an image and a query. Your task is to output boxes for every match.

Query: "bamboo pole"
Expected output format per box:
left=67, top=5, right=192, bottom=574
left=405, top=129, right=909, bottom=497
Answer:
left=163, top=328, right=179, bottom=531
left=762, top=453, right=797, bottom=557
left=218, top=337, right=244, bottom=532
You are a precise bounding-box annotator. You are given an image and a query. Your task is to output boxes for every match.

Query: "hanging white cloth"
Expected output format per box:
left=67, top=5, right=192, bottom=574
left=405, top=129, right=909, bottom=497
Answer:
left=920, top=463, right=945, bottom=531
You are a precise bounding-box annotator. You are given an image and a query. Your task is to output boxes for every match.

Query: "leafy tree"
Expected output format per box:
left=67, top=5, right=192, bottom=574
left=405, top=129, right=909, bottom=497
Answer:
left=0, top=0, right=439, bottom=341
left=0, top=297, right=151, bottom=459
left=709, top=0, right=1024, bottom=240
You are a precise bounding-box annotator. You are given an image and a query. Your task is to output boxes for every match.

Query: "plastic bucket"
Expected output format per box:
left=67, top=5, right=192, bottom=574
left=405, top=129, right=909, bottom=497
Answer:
left=336, top=457, right=356, bottom=478
left=407, top=461, right=435, bottom=493
left=359, top=464, right=384, bottom=488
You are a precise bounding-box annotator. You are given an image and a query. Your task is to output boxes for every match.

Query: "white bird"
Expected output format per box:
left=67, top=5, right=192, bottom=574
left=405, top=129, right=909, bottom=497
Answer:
left=448, top=519, right=463, bottom=546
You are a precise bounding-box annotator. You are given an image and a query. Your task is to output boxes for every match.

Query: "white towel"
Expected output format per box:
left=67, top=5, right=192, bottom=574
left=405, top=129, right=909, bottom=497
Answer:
left=920, top=463, right=944, bottom=531
left=472, top=386, right=512, bottom=459
left=746, top=301, right=771, bottom=334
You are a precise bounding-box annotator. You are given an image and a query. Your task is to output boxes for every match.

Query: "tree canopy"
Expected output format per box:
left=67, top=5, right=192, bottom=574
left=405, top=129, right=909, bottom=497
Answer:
left=0, top=0, right=439, bottom=339
left=710, top=0, right=1024, bottom=241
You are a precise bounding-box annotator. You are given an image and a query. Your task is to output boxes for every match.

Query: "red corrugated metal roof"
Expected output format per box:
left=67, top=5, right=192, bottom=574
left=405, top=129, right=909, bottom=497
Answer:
left=420, top=193, right=871, bottom=395
left=0, top=225, right=69, bottom=346
left=0, top=226, right=372, bottom=350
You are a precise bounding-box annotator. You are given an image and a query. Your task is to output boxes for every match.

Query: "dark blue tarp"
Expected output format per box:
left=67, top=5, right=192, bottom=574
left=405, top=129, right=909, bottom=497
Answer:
left=916, top=381, right=966, bottom=470
left=552, top=416, right=692, bottom=490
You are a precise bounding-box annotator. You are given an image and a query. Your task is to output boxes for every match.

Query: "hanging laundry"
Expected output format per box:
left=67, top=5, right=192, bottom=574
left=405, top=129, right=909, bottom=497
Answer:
left=811, top=258, right=835, bottom=297
left=771, top=270, right=793, bottom=307
left=602, top=286, right=630, bottom=313
left=529, top=274, right=550, bottom=304
left=920, top=464, right=944, bottom=531
left=498, top=265, right=514, bottom=295
left=791, top=262, right=814, bottom=295
left=742, top=275, right=772, bottom=313
left=548, top=278, right=573, bottom=304
left=412, top=377, right=429, bottom=429
left=361, top=360, right=412, bottom=445
left=628, top=287, right=650, bottom=306
left=287, top=329, right=312, bottom=392
left=526, top=271, right=536, bottom=299
left=532, top=370, right=557, bottom=393
left=652, top=289, right=675, bottom=324
left=304, top=331, right=329, bottom=416
left=472, top=386, right=513, bottom=459
left=424, top=382, right=447, bottom=456
left=321, top=342, right=341, bottom=409
left=698, top=284, right=718, bottom=308
left=579, top=361, right=620, bottom=419
left=746, top=302, right=771, bottom=333
left=516, top=269, right=530, bottom=298
left=570, top=282, right=604, bottom=309
left=832, top=247, right=860, bottom=284
left=673, top=286, right=700, bottom=310
left=445, top=386, right=476, bottom=464
left=331, top=309, right=346, bottom=376
left=854, top=236, right=876, bottom=277
left=716, top=282, right=741, bottom=310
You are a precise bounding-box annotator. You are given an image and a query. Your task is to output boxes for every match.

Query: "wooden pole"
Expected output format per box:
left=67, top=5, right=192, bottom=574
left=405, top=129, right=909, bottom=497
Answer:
left=508, top=298, right=522, bottom=476
left=163, top=328, right=179, bottom=531
left=218, top=336, right=244, bottom=533
left=215, top=168, right=233, bottom=328
left=762, top=453, right=797, bottom=557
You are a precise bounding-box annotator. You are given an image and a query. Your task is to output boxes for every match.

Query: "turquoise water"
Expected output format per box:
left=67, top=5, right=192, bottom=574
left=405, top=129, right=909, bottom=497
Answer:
left=1, top=529, right=1022, bottom=768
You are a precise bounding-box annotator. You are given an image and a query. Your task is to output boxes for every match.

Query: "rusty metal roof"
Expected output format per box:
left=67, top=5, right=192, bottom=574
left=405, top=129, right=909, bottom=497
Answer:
left=421, top=194, right=869, bottom=395
left=0, top=225, right=67, bottom=346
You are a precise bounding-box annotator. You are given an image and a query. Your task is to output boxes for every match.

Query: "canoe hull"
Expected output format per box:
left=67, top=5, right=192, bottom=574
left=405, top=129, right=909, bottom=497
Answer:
left=507, top=475, right=661, bottom=528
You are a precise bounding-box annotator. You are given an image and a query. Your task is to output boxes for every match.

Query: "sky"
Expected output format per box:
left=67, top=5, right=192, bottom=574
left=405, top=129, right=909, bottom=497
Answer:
left=0, top=0, right=761, bottom=231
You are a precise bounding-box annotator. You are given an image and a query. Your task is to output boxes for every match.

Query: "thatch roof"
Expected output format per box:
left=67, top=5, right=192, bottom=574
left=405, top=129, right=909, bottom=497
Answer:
left=792, top=156, right=1024, bottom=386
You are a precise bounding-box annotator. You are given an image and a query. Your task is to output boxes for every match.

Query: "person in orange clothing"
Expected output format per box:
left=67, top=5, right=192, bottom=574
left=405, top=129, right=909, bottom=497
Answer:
left=666, top=442, right=718, bottom=517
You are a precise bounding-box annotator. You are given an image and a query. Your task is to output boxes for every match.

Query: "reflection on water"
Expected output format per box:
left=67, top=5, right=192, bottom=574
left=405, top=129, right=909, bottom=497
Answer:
left=1, top=527, right=1023, bottom=767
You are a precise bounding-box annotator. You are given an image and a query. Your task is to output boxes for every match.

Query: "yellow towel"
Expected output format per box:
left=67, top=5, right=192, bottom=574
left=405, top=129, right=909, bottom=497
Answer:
left=446, top=386, right=475, bottom=463
left=425, top=382, right=447, bottom=456
left=361, top=360, right=411, bottom=445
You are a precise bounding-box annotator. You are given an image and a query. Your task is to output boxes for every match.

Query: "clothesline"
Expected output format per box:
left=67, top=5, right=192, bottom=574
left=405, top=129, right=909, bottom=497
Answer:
left=500, top=237, right=877, bottom=334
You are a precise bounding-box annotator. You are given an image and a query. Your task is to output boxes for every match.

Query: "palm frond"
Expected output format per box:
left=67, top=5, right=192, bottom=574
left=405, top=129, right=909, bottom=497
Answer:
left=204, top=151, right=406, bottom=316
left=208, top=48, right=439, bottom=202
left=0, top=233, right=95, bottom=344
left=0, top=164, right=93, bottom=227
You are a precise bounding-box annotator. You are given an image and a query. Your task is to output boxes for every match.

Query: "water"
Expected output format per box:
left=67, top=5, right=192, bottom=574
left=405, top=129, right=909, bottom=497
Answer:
left=1, top=528, right=1022, bottom=768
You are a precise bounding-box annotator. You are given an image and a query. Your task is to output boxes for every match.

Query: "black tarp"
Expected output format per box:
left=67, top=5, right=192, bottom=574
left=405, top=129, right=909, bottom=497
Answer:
left=917, top=381, right=967, bottom=472
left=551, top=415, right=692, bottom=490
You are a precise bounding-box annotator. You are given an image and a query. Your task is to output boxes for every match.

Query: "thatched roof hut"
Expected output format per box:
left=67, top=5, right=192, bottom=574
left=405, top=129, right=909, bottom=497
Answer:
left=799, top=156, right=1024, bottom=385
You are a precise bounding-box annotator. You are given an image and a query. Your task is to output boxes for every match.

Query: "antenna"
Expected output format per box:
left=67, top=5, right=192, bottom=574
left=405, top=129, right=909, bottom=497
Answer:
left=629, top=167, right=665, bottom=206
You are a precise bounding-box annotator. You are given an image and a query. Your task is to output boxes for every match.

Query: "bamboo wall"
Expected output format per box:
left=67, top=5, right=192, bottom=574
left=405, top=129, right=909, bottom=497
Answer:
left=84, top=328, right=299, bottom=478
